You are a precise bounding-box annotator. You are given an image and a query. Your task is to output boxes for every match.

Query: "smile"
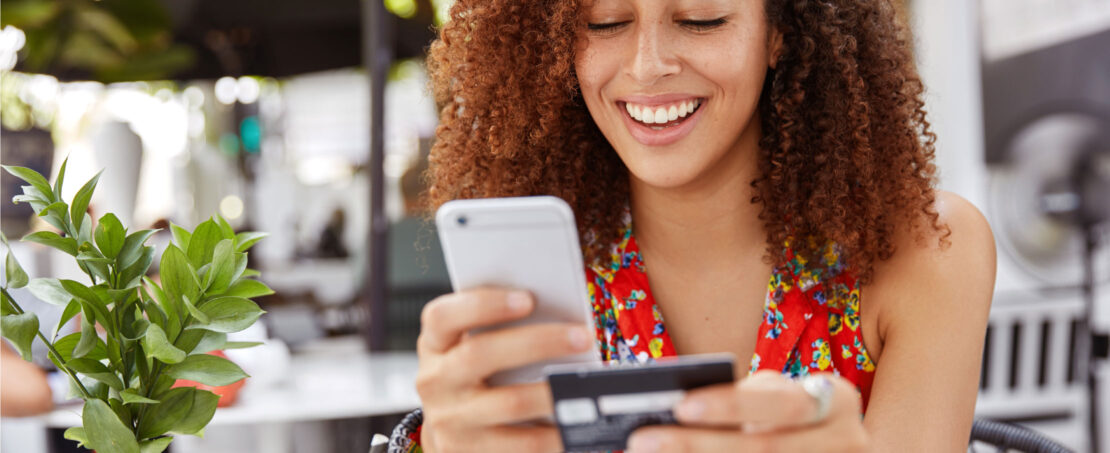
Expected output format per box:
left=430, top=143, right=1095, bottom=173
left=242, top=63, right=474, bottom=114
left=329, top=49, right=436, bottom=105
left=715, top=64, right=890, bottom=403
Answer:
left=622, top=99, right=703, bottom=129
left=617, top=97, right=707, bottom=146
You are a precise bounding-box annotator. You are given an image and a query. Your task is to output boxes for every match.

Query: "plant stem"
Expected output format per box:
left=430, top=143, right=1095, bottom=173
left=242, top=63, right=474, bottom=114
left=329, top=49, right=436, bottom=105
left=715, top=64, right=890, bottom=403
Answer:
left=1, top=287, right=94, bottom=400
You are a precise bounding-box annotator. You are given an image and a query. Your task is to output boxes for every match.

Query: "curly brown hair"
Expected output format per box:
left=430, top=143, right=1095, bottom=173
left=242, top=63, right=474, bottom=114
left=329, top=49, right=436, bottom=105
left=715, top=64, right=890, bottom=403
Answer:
left=424, top=0, right=946, bottom=281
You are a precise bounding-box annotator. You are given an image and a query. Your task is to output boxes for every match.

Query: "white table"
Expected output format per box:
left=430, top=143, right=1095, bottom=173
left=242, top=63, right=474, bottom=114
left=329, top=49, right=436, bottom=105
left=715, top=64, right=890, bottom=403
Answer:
left=37, top=349, right=421, bottom=453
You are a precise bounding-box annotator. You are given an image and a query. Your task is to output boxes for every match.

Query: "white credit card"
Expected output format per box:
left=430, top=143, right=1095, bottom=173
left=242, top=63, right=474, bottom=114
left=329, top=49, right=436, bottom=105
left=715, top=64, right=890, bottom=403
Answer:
left=545, top=354, right=735, bottom=452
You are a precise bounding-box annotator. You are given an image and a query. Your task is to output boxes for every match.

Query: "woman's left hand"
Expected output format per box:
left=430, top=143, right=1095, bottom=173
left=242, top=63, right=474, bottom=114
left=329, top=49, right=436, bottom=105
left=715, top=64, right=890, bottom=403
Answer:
left=626, top=371, right=871, bottom=452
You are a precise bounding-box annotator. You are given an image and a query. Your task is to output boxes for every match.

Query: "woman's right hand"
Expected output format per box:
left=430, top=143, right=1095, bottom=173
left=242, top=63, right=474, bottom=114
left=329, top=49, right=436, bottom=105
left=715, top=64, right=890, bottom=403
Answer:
left=414, top=288, right=594, bottom=452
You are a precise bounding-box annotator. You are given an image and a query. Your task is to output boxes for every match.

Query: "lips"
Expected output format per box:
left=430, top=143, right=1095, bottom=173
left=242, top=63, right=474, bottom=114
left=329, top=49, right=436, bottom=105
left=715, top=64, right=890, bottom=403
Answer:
left=616, top=96, right=706, bottom=146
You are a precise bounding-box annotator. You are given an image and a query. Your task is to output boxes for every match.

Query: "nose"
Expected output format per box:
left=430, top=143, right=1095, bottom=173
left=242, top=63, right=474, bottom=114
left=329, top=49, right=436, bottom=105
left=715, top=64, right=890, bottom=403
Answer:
left=626, top=21, right=681, bottom=86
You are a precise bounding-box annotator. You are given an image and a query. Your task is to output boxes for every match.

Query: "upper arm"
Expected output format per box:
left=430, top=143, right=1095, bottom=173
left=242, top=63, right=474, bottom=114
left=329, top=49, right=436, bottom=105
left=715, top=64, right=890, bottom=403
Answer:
left=862, top=191, right=997, bottom=451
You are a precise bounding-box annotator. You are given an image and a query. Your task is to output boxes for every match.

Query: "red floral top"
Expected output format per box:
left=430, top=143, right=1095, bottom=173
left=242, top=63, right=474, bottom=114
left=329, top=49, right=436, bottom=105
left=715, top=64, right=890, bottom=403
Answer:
left=587, top=216, right=877, bottom=411
left=391, top=216, right=878, bottom=453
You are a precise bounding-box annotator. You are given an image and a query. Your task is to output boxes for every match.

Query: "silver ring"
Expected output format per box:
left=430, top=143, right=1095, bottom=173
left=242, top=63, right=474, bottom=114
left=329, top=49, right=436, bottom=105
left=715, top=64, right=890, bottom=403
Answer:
left=800, top=375, right=833, bottom=424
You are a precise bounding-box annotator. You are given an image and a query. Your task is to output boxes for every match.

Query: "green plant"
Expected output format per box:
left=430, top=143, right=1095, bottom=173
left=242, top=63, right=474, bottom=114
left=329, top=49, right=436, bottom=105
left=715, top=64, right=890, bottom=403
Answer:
left=0, top=161, right=272, bottom=452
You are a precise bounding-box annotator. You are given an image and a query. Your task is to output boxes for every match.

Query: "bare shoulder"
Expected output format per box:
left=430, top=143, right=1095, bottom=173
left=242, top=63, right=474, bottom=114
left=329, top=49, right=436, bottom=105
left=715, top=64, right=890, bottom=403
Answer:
left=869, top=190, right=998, bottom=341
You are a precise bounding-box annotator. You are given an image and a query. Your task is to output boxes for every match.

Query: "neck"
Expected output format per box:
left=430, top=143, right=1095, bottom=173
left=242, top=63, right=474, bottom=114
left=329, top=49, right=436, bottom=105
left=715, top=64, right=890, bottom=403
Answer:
left=629, top=118, right=765, bottom=267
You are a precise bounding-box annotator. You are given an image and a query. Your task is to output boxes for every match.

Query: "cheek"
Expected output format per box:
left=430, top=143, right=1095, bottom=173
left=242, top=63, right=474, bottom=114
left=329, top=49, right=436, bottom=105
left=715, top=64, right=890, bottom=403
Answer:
left=574, top=42, right=618, bottom=106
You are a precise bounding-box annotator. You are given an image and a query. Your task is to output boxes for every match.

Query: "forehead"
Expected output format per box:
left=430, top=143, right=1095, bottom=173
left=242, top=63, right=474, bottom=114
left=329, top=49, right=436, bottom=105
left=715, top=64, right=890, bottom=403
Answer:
left=582, top=0, right=751, bottom=10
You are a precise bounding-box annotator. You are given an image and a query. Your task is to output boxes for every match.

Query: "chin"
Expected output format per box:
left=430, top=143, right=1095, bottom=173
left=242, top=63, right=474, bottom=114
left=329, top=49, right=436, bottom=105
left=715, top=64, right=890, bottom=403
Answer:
left=621, top=150, right=710, bottom=190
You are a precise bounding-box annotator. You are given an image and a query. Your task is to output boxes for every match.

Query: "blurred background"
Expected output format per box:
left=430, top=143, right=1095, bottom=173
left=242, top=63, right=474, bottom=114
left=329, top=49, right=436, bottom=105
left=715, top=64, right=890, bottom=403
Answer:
left=0, top=0, right=1108, bottom=452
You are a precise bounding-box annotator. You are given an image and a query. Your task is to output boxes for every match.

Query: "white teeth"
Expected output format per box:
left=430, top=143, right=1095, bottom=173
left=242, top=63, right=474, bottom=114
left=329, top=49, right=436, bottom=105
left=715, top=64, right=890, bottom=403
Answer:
left=653, top=108, right=667, bottom=124
left=623, top=99, right=701, bottom=125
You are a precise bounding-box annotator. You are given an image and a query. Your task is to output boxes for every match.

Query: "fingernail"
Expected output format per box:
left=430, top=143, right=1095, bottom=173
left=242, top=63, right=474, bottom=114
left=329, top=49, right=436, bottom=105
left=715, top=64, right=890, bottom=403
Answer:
left=675, top=399, right=704, bottom=421
left=627, top=432, right=661, bottom=453
left=567, top=327, right=590, bottom=350
left=507, top=292, right=531, bottom=313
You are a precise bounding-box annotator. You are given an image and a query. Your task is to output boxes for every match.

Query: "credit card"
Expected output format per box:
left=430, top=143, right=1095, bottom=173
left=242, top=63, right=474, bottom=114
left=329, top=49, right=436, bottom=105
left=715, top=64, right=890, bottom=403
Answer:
left=545, top=354, right=735, bottom=452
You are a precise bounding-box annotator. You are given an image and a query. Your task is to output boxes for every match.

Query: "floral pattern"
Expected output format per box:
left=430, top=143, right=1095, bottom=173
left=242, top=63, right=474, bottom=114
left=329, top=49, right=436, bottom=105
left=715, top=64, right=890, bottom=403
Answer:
left=393, top=212, right=880, bottom=452
left=586, top=220, right=877, bottom=412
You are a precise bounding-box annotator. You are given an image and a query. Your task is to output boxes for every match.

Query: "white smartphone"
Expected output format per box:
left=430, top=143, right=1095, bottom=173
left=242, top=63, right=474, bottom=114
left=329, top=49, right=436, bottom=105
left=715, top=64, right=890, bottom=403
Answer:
left=435, top=196, right=602, bottom=385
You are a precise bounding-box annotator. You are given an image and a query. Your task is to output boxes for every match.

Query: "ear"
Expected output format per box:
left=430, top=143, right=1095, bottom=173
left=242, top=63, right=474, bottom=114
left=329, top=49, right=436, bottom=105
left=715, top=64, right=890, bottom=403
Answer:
left=767, top=27, right=784, bottom=69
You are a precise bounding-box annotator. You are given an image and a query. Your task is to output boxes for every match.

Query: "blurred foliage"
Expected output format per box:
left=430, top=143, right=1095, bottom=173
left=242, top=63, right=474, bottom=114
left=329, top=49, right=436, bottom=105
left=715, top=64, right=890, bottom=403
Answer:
left=0, top=0, right=195, bottom=82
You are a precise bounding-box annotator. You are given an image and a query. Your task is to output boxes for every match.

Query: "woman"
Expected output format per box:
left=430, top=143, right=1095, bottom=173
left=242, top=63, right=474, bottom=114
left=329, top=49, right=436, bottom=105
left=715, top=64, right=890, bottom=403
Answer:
left=392, top=0, right=996, bottom=451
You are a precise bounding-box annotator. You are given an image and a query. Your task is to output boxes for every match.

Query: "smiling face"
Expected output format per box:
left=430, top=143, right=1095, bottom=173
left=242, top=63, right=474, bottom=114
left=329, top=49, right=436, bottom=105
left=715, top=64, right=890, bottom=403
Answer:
left=575, top=0, right=780, bottom=190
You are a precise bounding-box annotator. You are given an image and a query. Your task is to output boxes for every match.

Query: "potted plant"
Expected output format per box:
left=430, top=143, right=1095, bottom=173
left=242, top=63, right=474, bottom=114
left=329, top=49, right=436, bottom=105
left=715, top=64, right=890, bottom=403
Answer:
left=0, top=160, right=271, bottom=453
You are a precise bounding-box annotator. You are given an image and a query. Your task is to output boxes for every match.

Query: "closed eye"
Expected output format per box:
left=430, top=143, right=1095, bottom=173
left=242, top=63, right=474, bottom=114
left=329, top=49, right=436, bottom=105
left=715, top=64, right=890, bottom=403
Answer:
left=679, top=18, right=728, bottom=31
left=587, top=21, right=630, bottom=33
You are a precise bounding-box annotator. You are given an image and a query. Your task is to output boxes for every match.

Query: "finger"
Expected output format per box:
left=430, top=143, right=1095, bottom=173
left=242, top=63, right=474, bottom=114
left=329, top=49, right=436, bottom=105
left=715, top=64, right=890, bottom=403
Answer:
left=447, top=322, right=594, bottom=383
left=672, top=383, right=738, bottom=427
left=417, top=288, right=534, bottom=354
left=676, top=371, right=831, bottom=429
left=627, top=421, right=867, bottom=453
left=452, top=382, right=555, bottom=426
left=455, top=425, right=563, bottom=452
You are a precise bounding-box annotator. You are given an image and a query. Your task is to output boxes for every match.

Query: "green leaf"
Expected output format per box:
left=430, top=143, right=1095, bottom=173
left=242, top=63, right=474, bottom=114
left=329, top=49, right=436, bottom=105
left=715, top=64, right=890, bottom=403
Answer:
left=215, top=214, right=235, bottom=240
left=61, top=279, right=111, bottom=327
left=2, top=165, right=54, bottom=201
left=142, top=323, right=186, bottom=364
left=53, top=330, right=107, bottom=362
left=78, top=213, right=94, bottom=248
left=63, top=427, right=89, bottom=448
left=170, top=223, right=192, bottom=251
left=159, top=245, right=198, bottom=325
left=27, top=278, right=74, bottom=306
left=70, top=171, right=103, bottom=233
left=230, top=253, right=248, bottom=283
left=120, top=389, right=159, bottom=405
left=223, top=341, right=263, bottom=350
left=137, top=387, right=194, bottom=439
left=66, top=358, right=124, bottom=390
left=140, top=437, right=174, bottom=453
left=83, top=398, right=140, bottom=453
left=234, top=231, right=268, bottom=252
left=94, top=213, right=126, bottom=259
left=0, top=290, right=16, bottom=316
left=182, top=295, right=209, bottom=324
left=186, top=219, right=222, bottom=269
left=73, top=315, right=98, bottom=359
left=53, top=300, right=82, bottom=339
left=186, top=297, right=264, bottom=333
left=119, top=246, right=155, bottom=288
left=53, top=157, right=68, bottom=200
left=37, top=201, right=70, bottom=232
left=5, top=246, right=29, bottom=288
left=222, top=279, right=274, bottom=299
left=205, top=239, right=235, bottom=294
left=22, top=231, right=79, bottom=255
left=192, top=331, right=226, bottom=354
left=117, top=229, right=157, bottom=269
left=165, top=353, right=248, bottom=386
left=109, top=398, right=132, bottom=434
left=170, top=388, right=219, bottom=435
left=144, top=298, right=168, bottom=331
left=123, top=318, right=149, bottom=342
left=1, top=312, right=39, bottom=361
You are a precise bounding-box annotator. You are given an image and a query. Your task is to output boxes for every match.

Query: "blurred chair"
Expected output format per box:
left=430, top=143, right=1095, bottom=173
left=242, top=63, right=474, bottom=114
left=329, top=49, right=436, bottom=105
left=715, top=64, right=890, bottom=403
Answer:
left=976, top=294, right=1087, bottom=450
left=969, top=418, right=1073, bottom=453
left=386, top=216, right=451, bottom=350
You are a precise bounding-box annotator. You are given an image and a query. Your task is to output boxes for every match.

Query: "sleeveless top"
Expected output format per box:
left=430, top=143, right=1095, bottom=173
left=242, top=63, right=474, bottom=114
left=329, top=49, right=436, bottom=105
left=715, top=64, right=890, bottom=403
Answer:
left=586, top=215, right=877, bottom=411
left=389, top=214, right=878, bottom=452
